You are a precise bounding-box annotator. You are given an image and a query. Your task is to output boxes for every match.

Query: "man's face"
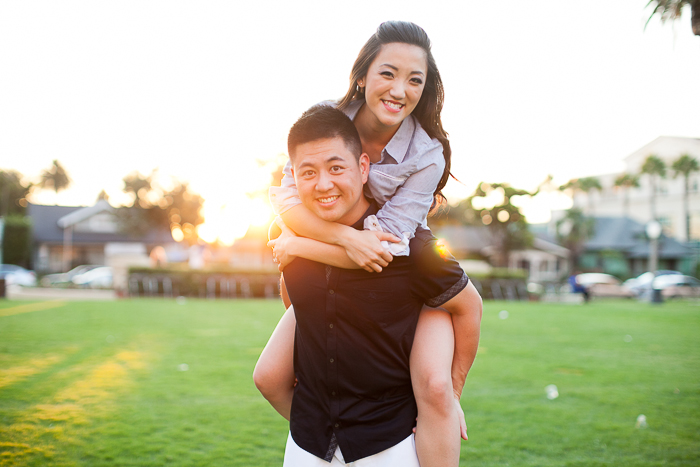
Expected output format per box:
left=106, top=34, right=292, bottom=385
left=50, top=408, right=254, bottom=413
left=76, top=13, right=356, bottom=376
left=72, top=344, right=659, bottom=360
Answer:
left=291, top=137, right=369, bottom=226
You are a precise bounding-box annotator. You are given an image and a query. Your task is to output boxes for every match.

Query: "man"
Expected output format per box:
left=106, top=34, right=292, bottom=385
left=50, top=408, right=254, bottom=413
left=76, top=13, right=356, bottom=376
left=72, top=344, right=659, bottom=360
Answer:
left=257, top=105, right=481, bottom=466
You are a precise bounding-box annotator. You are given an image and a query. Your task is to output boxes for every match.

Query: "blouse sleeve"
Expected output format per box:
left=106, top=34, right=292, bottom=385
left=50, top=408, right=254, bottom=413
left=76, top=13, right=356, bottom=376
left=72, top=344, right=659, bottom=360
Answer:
left=374, top=148, right=444, bottom=256
left=268, top=159, right=301, bottom=215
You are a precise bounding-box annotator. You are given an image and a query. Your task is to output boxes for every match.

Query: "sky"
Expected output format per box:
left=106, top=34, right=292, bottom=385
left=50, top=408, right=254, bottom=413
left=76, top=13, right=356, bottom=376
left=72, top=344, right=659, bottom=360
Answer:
left=1, top=0, right=699, bottom=240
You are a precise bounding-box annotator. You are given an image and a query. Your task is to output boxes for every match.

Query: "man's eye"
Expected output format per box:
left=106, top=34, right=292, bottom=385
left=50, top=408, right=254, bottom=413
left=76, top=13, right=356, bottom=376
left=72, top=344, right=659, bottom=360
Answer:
left=303, top=171, right=315, bottom=177
left=330, top=166, right=343, bottom=173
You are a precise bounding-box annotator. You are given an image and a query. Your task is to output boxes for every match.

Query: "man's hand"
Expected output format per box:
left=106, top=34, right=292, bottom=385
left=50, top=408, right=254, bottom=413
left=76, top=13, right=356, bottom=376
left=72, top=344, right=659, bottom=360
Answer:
left=267, top=217, right=298, bottom=271
left=341, top=229, right=399, bottom=273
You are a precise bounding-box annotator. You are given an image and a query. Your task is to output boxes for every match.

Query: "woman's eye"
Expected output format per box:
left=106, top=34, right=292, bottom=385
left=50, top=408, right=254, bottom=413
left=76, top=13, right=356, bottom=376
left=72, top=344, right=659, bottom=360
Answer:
left=411, top=78, right=423, bottom=85
left=380, top=71, right=394, bottom=78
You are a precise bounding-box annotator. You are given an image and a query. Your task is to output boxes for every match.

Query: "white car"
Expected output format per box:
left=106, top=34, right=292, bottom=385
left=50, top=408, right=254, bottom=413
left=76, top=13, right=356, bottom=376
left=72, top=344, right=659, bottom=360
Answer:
left=0, top=264, right=37, bottom=287
left=574, top=273, right=634, bottom=298
left=653, top=275, right=700, bottom=299
left=41, top=265, right=103, bottom=287
left=623, top=270, right=682, bottom=297
left=72, top=267, right=113, bottom=288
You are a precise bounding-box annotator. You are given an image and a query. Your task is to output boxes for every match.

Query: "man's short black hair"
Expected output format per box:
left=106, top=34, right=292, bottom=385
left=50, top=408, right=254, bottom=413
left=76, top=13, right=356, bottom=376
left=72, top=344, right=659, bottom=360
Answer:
left=287, top=105, right=362, bottom=161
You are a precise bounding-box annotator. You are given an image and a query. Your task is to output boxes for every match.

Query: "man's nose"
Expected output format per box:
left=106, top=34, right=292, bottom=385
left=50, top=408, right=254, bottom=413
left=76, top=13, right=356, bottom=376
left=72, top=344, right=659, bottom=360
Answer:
left=316, top=172, right=334, bottom=191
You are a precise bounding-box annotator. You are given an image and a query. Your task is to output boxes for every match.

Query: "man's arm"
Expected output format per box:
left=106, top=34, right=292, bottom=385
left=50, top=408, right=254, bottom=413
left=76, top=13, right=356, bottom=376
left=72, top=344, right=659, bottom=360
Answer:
left=268, top=217, right=396, bottom=272
left=439, top=281, right=483, bottom=399
left=280, top=204, right=398, bottom=271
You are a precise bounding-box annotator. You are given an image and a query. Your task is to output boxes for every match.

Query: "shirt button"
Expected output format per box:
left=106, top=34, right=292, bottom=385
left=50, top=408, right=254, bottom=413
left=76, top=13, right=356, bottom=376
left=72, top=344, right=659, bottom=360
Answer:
left=329, top=324, right=334, bottom=329
left=329, top=358, right=334, bottom=363
left=329, top=289, right=335, bottom=295
left=334, top=423, right=340, bottom=428
left=331, top=391, right=336, bottom=396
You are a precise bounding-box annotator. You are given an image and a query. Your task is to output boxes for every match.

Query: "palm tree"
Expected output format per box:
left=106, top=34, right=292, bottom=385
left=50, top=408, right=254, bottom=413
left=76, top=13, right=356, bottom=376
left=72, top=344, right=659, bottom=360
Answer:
left=39, top=160, right=71, bottom=194
left=614, top=173, right=641, bottom=217
left=556, top=208, right=596, bottom=275
left=671, top=153, right=699, bottom=241
left=646, top=0, right=700, bottom=36
left=560, top=176, right=602, bottom=214
left=641, top=155, right=667, bottom=220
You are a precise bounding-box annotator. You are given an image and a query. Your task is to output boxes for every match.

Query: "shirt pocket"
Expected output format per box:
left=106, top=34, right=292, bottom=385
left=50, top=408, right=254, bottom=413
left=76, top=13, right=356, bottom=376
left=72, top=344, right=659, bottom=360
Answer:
left=367, top=165, right=409, bottom=205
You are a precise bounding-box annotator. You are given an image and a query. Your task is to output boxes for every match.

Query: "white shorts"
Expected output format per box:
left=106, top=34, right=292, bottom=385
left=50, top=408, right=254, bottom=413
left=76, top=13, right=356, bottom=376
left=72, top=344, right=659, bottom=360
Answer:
left=282, top=432, right=419, bottom=466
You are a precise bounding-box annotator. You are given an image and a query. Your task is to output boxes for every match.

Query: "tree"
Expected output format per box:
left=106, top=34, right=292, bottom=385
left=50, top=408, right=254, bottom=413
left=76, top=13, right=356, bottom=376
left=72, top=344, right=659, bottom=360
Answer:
left=556, top=208, right=596, bottom=275
left=96, top=190, right=110, bottom=202
left=646, top=0, right=700, bottom=36
left=560, top=176, right=602, bottom=213
left=122, top=170, right=155, bottom=208
left=466, top=182, right=535, bottom=267
left=641, top=155, right=667, bottom=220
left=0, top=170, right=32, bottom=217
left=614, top=173, right=641, bottom=217
left=117, top=171, right=204, bottom=244
left=39, top=160, right=71, bottom=194
left=671, top=153, right=699, bottom=241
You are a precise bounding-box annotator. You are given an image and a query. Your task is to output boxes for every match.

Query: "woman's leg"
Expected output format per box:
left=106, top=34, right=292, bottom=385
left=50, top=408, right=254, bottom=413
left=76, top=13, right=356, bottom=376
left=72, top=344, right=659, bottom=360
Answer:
left=410, top=307, right=461, bottom=467
left=253, top=304, right=297, bottom=420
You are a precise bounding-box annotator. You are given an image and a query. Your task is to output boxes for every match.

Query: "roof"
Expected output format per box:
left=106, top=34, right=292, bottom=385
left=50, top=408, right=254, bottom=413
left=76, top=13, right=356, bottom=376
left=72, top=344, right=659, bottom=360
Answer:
left=585, top=216, right=692, bottom=259
left=28, top=203, right=175, bottom=245
left=57, top=200, right=112, bottom=228
left=434, top=225, right=493, bottom=254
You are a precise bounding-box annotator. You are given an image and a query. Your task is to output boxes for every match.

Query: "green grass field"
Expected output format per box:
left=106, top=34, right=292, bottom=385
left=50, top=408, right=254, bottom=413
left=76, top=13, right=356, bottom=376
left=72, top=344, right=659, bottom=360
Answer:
left=0, top=298, right=698, bottom=466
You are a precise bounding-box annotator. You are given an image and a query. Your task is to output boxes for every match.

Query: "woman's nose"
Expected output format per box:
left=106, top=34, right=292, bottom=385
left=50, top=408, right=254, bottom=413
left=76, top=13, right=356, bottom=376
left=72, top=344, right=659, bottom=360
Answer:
left=390, top=81, right=406, bottom=99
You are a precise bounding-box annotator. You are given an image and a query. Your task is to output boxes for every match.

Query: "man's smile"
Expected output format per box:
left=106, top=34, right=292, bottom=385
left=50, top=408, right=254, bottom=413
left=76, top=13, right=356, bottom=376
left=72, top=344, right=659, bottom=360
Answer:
left=317, top=195, right=339, bottom=205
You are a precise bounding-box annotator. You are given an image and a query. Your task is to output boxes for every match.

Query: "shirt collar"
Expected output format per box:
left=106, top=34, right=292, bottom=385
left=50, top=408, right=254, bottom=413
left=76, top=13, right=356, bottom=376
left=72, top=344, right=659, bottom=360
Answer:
left=344, top=99, right=415, bottom=165
left=350, top=199, right=380, bottom=230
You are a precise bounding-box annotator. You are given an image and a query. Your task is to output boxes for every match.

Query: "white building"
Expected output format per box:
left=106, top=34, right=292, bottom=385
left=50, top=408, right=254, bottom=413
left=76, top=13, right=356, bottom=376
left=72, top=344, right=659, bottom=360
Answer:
left=573, top=136, right=700, bottom=242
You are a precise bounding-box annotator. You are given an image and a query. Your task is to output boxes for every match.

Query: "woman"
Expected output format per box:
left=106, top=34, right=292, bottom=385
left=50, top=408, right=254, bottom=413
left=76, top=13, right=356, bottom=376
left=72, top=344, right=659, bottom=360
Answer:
left=255, top=21, right=482, bottom=467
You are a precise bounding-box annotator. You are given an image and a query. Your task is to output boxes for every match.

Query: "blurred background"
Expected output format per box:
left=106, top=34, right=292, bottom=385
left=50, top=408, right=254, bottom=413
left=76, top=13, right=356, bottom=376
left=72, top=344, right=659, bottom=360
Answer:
left=0, top=0, right=699, bottom=297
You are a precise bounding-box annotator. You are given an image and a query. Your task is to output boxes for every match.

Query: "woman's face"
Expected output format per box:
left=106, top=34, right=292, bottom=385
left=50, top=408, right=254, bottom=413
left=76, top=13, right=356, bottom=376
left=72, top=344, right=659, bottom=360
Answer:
left=359, top=42, right=428, bottom=131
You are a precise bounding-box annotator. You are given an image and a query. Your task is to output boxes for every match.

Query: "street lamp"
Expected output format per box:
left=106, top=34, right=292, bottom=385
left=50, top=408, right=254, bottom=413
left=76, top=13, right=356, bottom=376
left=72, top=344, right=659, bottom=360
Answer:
left=646, top=220, right=663, bottom=303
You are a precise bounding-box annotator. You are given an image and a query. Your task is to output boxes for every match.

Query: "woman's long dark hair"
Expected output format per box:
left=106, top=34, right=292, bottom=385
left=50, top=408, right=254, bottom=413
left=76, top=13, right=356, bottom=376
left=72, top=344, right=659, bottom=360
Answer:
left=337, top=21, right=451, bottom=211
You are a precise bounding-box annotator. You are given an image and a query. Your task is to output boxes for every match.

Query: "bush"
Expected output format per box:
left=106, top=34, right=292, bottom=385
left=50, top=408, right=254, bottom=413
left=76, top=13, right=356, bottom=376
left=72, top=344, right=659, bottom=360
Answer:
left=2, top=215, right=32, bottom=268
left=127, top=266, right=280, bottom=298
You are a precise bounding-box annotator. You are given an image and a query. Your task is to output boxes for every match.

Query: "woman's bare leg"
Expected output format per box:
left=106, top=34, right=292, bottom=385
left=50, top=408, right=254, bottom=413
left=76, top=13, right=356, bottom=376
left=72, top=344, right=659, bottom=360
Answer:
left=411, top=307, right=461, bottom=467
left=253, top=305, right=296, bottom=420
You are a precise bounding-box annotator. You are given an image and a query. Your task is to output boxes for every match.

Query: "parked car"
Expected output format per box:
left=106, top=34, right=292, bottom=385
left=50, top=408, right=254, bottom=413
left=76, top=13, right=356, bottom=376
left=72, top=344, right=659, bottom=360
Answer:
left=652, top=275, right=700, bottom=299
left=72, top=266, right=113, bottom=288
left=41, top=265, right=103, bottom=287
left=623, top=270, right=682, bottom=297
left=574, top=273, right=634, bottom=298
left=0, top=264, right=37, bottom=287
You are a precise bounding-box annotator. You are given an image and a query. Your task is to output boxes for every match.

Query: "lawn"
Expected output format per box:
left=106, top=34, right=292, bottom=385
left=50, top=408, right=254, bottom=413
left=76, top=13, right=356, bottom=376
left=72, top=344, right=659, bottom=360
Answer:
left=0, top=298, right=698, bottom=466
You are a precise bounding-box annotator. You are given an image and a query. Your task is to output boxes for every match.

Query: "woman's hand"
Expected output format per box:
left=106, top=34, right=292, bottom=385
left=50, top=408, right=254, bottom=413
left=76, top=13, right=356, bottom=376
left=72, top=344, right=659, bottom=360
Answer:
left=267, top=217, right=298, bottom=272
left=455, top=395, right=468, bottom=440
left=340, top=229, right=399, bottom=273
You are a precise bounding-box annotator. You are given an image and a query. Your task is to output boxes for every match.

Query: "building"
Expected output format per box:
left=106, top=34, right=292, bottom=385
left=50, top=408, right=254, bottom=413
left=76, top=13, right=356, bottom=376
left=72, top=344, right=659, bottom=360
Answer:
left=573, top=136, right=700, bottom=242
left=28, top=201, right=174, bottom=274
left=435, top=224, right=569, bottom=282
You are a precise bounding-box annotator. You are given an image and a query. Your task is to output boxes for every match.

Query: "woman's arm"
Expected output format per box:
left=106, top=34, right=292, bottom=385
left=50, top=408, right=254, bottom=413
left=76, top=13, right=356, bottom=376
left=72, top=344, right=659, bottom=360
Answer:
left=370, top=157, right=444, bottom=256
left=280, top=204, right=397, bottom=271
left=269, top=217, right=396, bottom=272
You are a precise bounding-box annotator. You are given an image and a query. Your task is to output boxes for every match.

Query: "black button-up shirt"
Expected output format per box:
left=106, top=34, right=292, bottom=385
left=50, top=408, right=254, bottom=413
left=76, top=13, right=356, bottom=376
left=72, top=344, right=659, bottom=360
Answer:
left=284, top=203, right=468, bottom=463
